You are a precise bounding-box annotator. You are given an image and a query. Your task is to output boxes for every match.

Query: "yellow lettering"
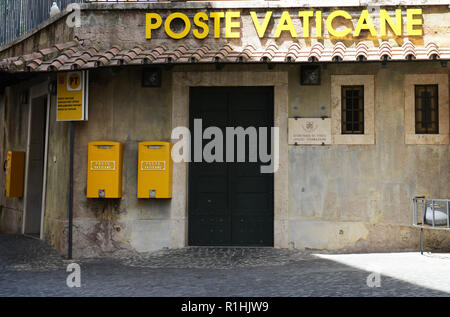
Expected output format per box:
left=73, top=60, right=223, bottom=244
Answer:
left=210, top=12, right=225, bottom=38
left=380, top=9, right=402, bottom=37
left=274, top=11, right=298, bottom=38
left=145, top=13, right=162, bottom=39
left=407, top=8, right=423, bottom=36
left=354, top=10, right=378, bottom=37
left=250, top=11, right=272, bottom=38
left=326, top=10, right=352, bottom=37
left=193, top=12, right=209, bottom=39
left=164, top=12, right=191, bottom=39
left=315, top=11, right=322, bottom=37
left=225, top=12, right=241, bottom=38
left=298, top=11, right=314, bottom=38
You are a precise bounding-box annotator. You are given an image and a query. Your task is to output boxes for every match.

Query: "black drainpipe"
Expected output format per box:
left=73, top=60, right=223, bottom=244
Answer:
left=68, top=121, right=74, bottom=259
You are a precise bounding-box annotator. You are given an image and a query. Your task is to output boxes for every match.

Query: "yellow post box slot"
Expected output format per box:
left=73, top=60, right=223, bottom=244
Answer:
left=87, top=141, right=123, bottom=198
left=4, top=151, right=25, bottom=198
left=138, top=141, right=172, bottom=199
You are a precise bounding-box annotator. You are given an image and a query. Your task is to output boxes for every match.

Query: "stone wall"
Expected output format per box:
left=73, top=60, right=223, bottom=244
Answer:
left=41, top=62, right=448, bottom=257
left=0, top=87, right=27, bottom=233
left=75, top=6, right=450, bottom=50
left=69, top=67, right=173, bottom=257
left=0, top=76, right=50, bottom=234
left=288, top=62, right=450, bottom=252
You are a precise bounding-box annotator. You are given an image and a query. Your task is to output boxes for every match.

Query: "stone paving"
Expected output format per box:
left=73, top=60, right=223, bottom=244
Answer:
left=0, top=234, right=449, bottom=297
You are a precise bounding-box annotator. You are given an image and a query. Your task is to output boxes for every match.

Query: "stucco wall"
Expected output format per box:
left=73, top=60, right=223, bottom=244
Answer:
left=42, top=93, right=71, bottom=253
left=68, top=67, right=173, bottom=257
left=42, top=62, right=448, bottom=258
left=288, top=62, right=450, bottom=251
left=75, top=6, right=450, bottom=50
left=0, top=81, right=36, bottom=233
left=0, top=17, right=74, bottom=60
left=1, top=64, right=448, bottom=257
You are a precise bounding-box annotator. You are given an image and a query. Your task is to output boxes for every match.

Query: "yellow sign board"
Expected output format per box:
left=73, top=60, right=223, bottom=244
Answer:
left=57, top=71, right=88, bottom=121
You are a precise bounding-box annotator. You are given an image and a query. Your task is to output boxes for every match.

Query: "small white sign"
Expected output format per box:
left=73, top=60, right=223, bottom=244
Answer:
left=289, top=118, right=331, bottom=145
left=90, top=161, right=116, bottom=171
left=141, top=161, right=166, bottom=171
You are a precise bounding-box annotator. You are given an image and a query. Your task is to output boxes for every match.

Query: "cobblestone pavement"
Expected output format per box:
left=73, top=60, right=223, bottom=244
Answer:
left=1, top=235, right=449, bottom=297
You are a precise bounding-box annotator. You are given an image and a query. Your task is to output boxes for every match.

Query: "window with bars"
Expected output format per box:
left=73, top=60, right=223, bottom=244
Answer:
left=341, top=86, right=364, bottom=134
left=415, top=85, right=439, bottom=134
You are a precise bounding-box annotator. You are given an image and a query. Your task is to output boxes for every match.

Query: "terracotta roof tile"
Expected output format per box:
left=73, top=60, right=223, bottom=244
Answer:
left=1, top=41, right=449, bottom=73
left=402, top=41, right=416, bottom=60
left=355, top=42, right=369, bottom=61
left=53, top=41, right=78, bottom=52
left=190, top=45, right=211, bottom=62
left=260, top=44, right=278, bottom=62
left=285, top=43, right=302, bottom=62
left=214, top=44, right=233, bottom=62
left=238, top=44, right=256, bottom=62
left=331, top=42, right=346, bottom=62
left=379, top=41, right=393, bottom=60
left=425, top=41, right=440, bottom=59
left=308, top=42, right=324, bottom=62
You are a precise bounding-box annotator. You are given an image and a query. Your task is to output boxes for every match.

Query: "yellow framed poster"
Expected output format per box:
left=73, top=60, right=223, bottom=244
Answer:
left=57, top=71, right=88, bottom=121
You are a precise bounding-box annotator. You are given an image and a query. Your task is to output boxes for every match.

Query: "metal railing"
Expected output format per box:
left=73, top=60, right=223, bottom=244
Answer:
left=412, top=197, right=450, bottom=254
left=0, top=0, right=160, bottom=47
left=0, top=0, right=87, bottom=47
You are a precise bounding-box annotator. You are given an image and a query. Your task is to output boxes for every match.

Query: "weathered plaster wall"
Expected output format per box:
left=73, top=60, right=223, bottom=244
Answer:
left=56, top=62, right=449, bottom=258
left=42, top=92, right=71, bottom=254
left=288, top=62, right=450, bottom=252
left=69, top=67, right=173, bottom=257
left=0, top=85, right=30, bottom=233
left=1, top=63, right=448, bottom=257
left=0, top=17, right=74, bottom=60
left=74, top=6, right=450, bottom=50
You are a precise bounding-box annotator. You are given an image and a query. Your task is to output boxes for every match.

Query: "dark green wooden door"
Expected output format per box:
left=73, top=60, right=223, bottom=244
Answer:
left=188, top=87, right=274, bottom=246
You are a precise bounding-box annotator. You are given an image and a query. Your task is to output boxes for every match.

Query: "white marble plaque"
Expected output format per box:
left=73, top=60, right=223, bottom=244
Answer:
left=288, top=118, right=331, bottom=145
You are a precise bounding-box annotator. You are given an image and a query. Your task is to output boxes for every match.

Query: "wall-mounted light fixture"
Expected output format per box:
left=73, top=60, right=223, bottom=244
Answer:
left=300, top=65, right=321, bottom=85
left=142, top=68, right=162, bottom=87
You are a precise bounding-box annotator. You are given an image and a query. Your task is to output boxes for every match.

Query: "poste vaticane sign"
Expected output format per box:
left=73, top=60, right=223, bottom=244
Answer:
left=145, top=9, right=423, bottom=40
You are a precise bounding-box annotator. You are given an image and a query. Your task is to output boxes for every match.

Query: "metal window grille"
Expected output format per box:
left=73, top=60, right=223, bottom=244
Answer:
left=415, top=84, right=439, bottom=134
left=341, top=85, right=364, bottom=134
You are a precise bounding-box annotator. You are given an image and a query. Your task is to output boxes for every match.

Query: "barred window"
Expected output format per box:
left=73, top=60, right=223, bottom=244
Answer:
left=341, top=86, right=364, bottom=134
left=415, top=85, right=439, bottom=134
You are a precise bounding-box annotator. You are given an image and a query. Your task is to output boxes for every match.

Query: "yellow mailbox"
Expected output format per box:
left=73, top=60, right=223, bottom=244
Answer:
left=4, top=151, right=25, bottom=198
left=87, top=141, right=123, bottom=198
left=138, top=141, right=172, bottom=199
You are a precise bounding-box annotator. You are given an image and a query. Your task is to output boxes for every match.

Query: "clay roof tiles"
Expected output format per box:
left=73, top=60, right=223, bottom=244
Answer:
left=285, top=43, right=302, bottom=62
left=0, top=41, right=449, bottom=73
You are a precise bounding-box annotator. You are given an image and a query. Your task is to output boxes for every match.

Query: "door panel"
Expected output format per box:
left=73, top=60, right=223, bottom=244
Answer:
left=188, top=87, right=274, bottom=246
left=24, top=96, right=47, bottom=236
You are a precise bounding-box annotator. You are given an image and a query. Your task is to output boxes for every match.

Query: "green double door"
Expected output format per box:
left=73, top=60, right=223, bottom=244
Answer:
left=188, top=87, right=274, bottom=246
